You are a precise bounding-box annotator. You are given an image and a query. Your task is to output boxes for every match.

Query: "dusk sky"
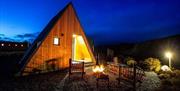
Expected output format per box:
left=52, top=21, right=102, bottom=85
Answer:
left=0, top=0, right=180, bottom=45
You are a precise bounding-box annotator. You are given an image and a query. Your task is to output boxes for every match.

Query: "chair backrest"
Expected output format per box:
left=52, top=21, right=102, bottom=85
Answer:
left=69, top=58, right=84, bottom=72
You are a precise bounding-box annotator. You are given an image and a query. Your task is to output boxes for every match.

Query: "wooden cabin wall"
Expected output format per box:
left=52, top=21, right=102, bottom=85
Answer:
left=23, top=5, right=95, bottom=74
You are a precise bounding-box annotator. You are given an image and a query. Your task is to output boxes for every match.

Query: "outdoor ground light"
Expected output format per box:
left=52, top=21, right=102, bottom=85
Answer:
left=161, top=65, right=171, bottom=71
left=165, top=51, right=173, bottom=69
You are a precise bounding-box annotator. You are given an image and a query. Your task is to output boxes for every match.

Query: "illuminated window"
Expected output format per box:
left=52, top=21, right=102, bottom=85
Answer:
left=53, top=37, right=59, bottom=45
left=15, top=44, right=17, bottom=46
left=21, top=44, right=23, bottom=47
left=1, top=43, right=4, bottom=46
left=8, top=44, right=11, bottom=46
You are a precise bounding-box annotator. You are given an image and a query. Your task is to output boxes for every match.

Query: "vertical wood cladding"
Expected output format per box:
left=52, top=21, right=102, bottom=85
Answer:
left=23, top=4, right=96, bottom=74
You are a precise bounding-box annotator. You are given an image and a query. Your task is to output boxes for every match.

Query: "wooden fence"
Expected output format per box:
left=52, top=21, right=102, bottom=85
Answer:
left=107, top=62, right=145, bottom=91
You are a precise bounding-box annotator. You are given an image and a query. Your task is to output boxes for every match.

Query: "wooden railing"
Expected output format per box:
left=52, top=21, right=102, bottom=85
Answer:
left=107, top=62, right=145, bottom=91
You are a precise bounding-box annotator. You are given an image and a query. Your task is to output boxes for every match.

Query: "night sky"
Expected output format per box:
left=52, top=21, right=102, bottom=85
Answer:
left=0, top=0, right=180, bottom=45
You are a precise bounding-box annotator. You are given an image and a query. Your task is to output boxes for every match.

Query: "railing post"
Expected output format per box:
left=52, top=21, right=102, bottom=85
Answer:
left=133, top=64, right=136, bottom=91
left=96, top=53, right=99, bottom=65
left=69, top=58, right=72, bottom=80
left=82, top=62, right=84, bottom=79
left=118, top=65, right=121, bottom=85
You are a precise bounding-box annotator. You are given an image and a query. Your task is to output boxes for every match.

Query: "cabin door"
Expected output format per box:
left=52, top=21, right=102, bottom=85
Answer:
left=72, top=34, right=92, bottom=62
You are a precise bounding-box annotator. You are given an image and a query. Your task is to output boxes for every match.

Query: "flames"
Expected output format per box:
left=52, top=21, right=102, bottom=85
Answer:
left=92, top=65, right=105, bottom=73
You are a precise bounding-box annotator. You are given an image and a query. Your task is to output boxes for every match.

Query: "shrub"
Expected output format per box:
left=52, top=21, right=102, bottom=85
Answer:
left=159, top=76, right=180, bottom=90
left=125, top=57, right=134, bottom=62
left=127, top=60, right=137, bottom=66
left=158, top=69, right=180, bottom=90
left=172, top=69, right=180, bottom=77
left=144, top=57, right=161, bottom=72
left=161, top=79, right=173, bottom=86
left=159, top=73, right=170, bottom=79
left=155, top=65, right=161, bottom=72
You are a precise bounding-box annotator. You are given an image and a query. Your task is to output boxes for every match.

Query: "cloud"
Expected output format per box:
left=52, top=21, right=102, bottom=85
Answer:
left=3, top=37, right=16, bottom=41
left=13, top=32, right=40, bottom=43
left=0, top=34, right=5, bottom=37
left=0, top=37, right=15, bottom=42
left=0, top=32, right=39, bottom=43
left=15, top=32, right=39, bottom=39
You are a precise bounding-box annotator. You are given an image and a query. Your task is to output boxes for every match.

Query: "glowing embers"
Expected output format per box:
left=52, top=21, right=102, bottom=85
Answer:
left=92, top=65, right=108, bottom=78
left=92, top=65, right=105, bottom=73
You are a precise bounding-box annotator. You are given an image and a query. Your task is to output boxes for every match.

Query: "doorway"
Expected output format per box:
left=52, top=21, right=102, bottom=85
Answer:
left=72, top=34, right=92, bottom=62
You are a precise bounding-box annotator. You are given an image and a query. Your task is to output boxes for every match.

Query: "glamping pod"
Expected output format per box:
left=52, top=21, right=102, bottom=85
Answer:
left=18, top=2, right=96, bottom=75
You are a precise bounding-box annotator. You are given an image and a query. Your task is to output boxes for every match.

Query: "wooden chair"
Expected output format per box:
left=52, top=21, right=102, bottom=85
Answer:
left=69, top=58, right=85, bottom=80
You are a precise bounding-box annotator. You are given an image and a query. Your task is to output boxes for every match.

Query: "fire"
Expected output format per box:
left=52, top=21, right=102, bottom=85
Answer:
left=92, top=65, right=105, bottom=73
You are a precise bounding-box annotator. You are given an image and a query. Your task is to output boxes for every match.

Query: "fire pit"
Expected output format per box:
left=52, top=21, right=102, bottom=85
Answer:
left=92, top=65, right=105, bottom=76
left=92, top=65, right=109, bottom=88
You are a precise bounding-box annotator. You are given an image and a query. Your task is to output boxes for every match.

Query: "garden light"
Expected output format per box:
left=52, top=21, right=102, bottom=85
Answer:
left=165, top=51, right=173, bottom=69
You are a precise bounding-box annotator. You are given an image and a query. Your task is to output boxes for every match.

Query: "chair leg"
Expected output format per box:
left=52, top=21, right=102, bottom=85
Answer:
left=108, top=79, right=110, bottom=88
left=96, top=79, right=99, bottom=88
left=69, top=72, right=71, bottom=80
left=82, top=72, right=83, bottom=79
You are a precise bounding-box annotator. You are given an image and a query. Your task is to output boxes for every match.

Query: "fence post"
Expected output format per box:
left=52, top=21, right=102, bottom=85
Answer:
left=82, top=62, right=84, bottom=79
left=69, top=58, right=72, bottom=80
left=133, top=64, right=136, bottom=91
left=96, top=53, right=99, bottom=65
left=118, top=65, right=121, bottom=85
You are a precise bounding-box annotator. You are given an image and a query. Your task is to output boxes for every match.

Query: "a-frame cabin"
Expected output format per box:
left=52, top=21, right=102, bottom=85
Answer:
left=18, top=2, right=96, bottom=75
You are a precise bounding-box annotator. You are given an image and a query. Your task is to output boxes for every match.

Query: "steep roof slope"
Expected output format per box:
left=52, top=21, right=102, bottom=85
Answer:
left=18, top=2, right=74, bottom=74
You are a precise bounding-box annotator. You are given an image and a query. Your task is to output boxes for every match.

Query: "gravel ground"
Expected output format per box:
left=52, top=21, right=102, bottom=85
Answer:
left=0, top=70, right=161, bottom=91
left=62, top=71, right=161, bottom=91
left=137, top=72, right=161, bottom=91
left=0, top=71, right=67, bottom=91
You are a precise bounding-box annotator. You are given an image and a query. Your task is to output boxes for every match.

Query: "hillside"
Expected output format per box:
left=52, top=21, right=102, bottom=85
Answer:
left=97, top=34, right=180, bottom=68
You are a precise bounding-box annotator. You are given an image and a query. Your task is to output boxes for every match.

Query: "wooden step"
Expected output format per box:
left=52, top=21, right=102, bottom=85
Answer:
left=84, top=62, right=95, bottom=67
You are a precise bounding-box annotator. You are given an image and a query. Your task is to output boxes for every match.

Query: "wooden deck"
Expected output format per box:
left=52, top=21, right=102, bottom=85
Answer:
left=62, top=67, right=134, bottom=91
left=0, top=68, right=160, bottom=91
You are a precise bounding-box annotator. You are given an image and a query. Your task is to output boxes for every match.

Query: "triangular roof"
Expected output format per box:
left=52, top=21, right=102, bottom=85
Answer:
left=18, top=2, right=95, bottom=74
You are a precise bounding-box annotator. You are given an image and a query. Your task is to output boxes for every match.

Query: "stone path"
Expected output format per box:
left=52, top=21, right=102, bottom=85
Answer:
left=137, top=72, right=161, bottom=91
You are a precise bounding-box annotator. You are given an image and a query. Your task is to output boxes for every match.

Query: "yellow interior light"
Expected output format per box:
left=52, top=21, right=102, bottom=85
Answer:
left=77, top=36, right=84, bottom=44
left=73, top=34, right=77, bottom=38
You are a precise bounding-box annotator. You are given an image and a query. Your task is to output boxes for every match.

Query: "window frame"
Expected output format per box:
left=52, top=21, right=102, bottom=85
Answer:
left=53, top=37, right=60, bottom=46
